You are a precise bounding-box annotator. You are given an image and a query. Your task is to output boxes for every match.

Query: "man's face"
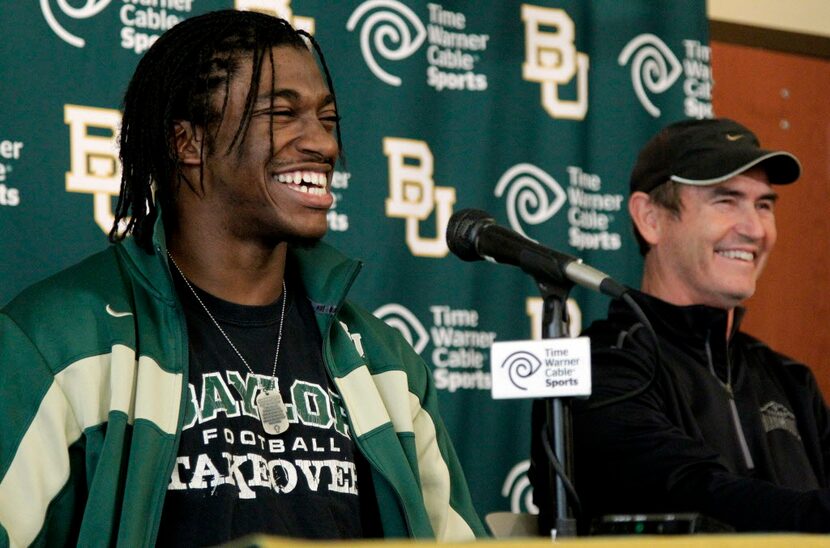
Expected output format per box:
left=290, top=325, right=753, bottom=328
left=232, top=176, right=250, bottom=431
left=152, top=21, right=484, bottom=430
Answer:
left=198, top=45, right=339, bottom=245
left=650, top=167, right=778, bottom=309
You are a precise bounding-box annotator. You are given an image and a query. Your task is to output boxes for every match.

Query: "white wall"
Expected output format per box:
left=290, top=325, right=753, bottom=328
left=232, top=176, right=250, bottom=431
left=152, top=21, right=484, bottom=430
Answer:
left=708, top=0, right=830, bottom=38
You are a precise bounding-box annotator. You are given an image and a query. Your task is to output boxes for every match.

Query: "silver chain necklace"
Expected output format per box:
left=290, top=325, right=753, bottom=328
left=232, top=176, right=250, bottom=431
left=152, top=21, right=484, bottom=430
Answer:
left=168, top=252, right=290, bottom=435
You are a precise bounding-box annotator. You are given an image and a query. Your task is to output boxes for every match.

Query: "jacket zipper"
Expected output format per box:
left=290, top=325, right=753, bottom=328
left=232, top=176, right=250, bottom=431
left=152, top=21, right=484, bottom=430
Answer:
left=705, top=332, right=755, bottom=471
left=318, top=263, right=417, bottom=537
left=147, top=243, right=192, bottom=546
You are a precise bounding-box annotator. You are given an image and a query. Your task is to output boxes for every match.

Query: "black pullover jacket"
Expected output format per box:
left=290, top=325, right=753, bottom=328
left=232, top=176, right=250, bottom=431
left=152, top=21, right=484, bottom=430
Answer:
left=531, top=290, right=830, bottom=533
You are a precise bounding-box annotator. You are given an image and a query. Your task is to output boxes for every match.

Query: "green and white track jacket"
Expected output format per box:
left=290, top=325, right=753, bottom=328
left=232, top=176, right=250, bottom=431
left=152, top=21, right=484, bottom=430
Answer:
left=0, top=227, right=486, bottom=547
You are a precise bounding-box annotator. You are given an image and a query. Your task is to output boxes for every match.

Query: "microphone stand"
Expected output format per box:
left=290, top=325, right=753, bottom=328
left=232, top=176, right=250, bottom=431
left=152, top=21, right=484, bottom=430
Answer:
left=537, top=278, right=578, bottom=539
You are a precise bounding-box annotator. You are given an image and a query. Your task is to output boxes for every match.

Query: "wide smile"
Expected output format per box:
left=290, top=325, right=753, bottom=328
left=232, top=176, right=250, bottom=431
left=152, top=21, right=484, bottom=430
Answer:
left=715, top=249, right=756, bottom=263
left=272, top=169, right=329, bottom=196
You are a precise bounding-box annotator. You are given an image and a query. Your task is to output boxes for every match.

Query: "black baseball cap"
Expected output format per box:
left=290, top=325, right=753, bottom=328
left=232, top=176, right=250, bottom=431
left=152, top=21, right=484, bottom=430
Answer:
left=630, top=118, right=801, bottom=194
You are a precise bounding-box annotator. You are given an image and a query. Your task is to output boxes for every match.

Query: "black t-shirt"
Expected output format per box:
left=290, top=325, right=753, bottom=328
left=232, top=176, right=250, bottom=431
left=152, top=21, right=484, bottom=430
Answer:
left=156, top=269, right=377, bottom=546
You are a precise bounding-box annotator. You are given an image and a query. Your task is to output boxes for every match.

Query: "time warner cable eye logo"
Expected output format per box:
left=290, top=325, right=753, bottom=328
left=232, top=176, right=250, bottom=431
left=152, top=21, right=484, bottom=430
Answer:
left=619, top=34, right=712, bottom=119
left=42, top=1, right=303, bottom=55
left=618, top=34, right=681, bottom=118
left=501, top=351, right=542, bottom=390
left=41, top=0, right=112, bottom=48
left=502, top=460, right=539, bottom=514
left=494, top=163, right=566, bottom=240
left=373, top=304, right=429, bottom=354
left=348, top=1, right=489, bottom=91
left=375, top=302, right=493, bottom=393
left=495, top=163, right=623, bottom=251
left=346, top=0, right=426, bottom=86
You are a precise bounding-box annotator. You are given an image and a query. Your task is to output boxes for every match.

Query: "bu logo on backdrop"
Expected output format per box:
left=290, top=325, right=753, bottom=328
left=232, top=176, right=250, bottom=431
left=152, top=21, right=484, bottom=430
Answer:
left=383, top=137, right=456, bottom=258
left=522, top=5, right=589, bottom=121
left=64, top=105, right=123, bottom=235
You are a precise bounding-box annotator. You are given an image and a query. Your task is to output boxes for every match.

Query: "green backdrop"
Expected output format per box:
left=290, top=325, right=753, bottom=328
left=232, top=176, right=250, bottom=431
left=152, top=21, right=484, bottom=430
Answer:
left=0, top=0, right=708, bottom=518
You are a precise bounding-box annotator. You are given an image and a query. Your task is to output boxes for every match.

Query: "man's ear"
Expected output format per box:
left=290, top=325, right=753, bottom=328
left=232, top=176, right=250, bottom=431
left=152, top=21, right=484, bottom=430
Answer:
left=173, top=121, right=203, bottom=166
left=629, top=191, right=661, bottom=247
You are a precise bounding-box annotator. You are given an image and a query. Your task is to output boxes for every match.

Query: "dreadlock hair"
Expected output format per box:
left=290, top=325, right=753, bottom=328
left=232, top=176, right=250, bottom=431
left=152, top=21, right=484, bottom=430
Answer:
left=110, top=9, right=343, bottom=251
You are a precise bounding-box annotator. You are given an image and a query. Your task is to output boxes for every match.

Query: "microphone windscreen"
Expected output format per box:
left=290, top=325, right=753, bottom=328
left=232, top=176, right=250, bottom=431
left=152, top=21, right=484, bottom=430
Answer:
left=446, top=208, right=492, bottom=262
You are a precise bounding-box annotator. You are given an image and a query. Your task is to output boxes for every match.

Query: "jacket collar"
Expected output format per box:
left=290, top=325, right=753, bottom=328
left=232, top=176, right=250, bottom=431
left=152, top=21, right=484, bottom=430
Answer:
left=115, top=209, right=177, bottom=305
left=613, top=288, right=746, bottom=345
left=288, top=241, right=362, bottom=319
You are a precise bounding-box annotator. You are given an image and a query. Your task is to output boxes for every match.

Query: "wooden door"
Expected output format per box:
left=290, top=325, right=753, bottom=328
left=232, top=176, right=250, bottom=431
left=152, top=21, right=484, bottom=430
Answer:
left=711, top=41, right=830, bottom=397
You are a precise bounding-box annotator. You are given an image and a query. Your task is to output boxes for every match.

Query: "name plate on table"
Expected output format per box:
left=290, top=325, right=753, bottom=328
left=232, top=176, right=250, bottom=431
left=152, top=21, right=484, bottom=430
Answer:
left=490, top=337, right=592, bottom=399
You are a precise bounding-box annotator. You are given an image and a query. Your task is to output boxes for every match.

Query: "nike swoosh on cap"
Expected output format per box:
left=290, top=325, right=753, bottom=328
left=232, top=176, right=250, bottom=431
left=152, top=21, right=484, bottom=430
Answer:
left=105, top=304, right=133, bottom=318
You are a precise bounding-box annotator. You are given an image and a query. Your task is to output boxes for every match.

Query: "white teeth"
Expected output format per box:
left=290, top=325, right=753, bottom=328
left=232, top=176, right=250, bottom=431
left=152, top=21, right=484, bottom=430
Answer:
left=302, top=172, right=323, bottom=186
left=274, top=170, right=328, bottom=199
left=284, top=184, right=326, bottom=195
left=718, top=250, right=754, bottom=261
left=274, top=170, right=327, bottom=188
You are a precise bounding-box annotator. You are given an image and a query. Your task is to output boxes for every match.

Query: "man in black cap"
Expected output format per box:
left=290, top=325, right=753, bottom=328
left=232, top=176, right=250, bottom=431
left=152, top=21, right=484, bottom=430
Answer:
left=531, top=118, right=830, bottom=533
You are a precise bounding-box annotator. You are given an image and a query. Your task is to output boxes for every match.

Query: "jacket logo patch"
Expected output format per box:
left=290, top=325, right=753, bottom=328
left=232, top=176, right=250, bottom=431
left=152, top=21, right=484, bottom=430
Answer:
left=760, top=401, right=801, bottom=440
left=339, top=321, right=366, bottom=358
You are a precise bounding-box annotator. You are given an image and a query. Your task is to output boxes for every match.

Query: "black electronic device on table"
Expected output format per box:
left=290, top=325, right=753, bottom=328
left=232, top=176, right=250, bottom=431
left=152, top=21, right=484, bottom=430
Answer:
left=591, top=513, right=734, bottom=536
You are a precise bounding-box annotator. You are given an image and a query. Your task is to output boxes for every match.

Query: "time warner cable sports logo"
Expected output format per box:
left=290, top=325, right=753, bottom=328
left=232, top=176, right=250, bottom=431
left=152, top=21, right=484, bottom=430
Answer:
left=41, top=0, right=194, bottom=54
left=618, top=34, right=712, bottom=119
left=0, top=139, right=23, bottom=208
left=347, top=0, right=489, bottom=91
left=502, top=459, right=539, bottom=514
left=40, top=1, right=312, bottom=55
left=373, top=303, right=494, bottom=393
left=494, top=163, right=624, bottom=251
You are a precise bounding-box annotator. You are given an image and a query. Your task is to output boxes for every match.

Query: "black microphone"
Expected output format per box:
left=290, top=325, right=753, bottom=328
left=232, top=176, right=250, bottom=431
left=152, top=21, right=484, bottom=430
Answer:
left=446, top=208, right=627, bottom=298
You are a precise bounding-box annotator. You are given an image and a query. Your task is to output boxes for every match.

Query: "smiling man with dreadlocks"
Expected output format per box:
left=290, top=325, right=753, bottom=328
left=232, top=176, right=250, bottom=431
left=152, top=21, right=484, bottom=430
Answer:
left=0, top=10, right=484, bottom=546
